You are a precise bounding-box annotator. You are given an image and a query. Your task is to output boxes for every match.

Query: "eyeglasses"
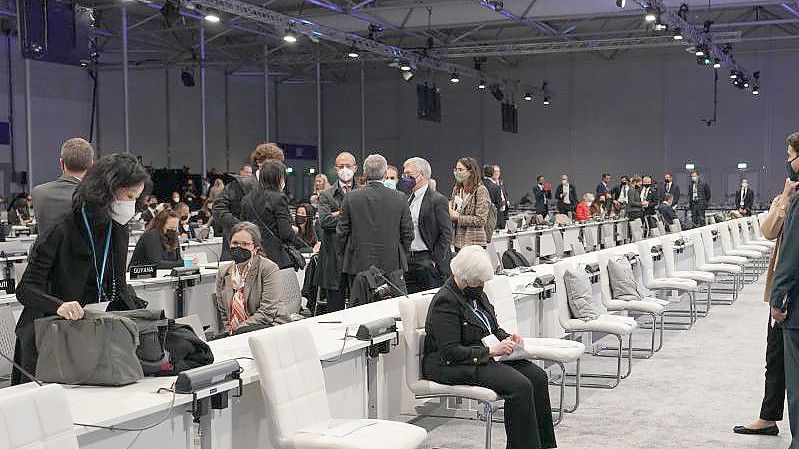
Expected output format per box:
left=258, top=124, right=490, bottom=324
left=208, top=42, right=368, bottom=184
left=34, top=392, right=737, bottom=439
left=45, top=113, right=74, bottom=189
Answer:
left=453, top=167, right=468, bottom=172
left=230, top=241, right=254, bottom=249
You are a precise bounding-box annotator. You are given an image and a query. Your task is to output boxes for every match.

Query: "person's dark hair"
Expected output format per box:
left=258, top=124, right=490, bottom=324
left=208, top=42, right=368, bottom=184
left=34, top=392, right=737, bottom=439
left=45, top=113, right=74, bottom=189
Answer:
left=536, top=175, right=544, bottom=183
left=691, top=170, right=700, bottom=176
left=482, top=164, right=494, bottom=178
left=251, top=142, right=285, bottom=166
left=455, top=157, right=481, bottom=193
left=663, top=193, right=674, bottom=203
left=259, top=160, right=286, bottom=191
left=787, top=133, right=799, bottom=152
left=72, top=153, right=151, bottom=223
left=602, top=173, right=611, bottom=179
left=296, top=203, right=318, bottom=246
left=11, top=198, right=26, bottom=212
left=147, top=209, right=180, bottom=251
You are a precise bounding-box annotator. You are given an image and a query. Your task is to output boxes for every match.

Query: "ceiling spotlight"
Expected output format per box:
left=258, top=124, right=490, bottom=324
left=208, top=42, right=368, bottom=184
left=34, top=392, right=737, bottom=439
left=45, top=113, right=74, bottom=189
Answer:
left=673, top=28, right=683, bottom=40
left=654, top=20, right=667, bottom=31
left=478, top=79, right=487, bottom=89
left=523, top=92, right=533, bottom=101
left=730, top=70, right=738, bottom=79
left=616, top=0, right=626, bottom=7
left=283, top=27, right=298, bottom=43
left=399, top=61, right=412, bottom=72
left=204, top=9, right=220, bottom=23
left=347, top=47, right=359, bottom=58
left=644, top=7, right=657, bottom=22
left=450, top=72, right=461, bottom=83
left=488, top=0, right=503, bottom=11
left=695, top=47, right=705, bottom=57
left=713, top=58, right=721, bottom=69
left=543, top=96, right=551, bottom=105
left=401, top=71, right=414, bottom=82
left=752, top=86, right=760, bottom=95
left=743, top=80, right=750, bottom=88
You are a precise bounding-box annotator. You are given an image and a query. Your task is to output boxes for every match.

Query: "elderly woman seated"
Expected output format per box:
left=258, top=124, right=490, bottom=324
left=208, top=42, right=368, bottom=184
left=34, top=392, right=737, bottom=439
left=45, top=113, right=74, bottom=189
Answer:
left=422, top=245, right=556, bottom=449
left=215, top=221, right=289, bottom=335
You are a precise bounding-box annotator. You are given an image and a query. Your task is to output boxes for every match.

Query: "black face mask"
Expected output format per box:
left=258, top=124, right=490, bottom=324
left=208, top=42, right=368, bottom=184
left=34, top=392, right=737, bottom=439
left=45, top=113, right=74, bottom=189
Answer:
left=463, top=286, right=484, bottom=301
left=642, top=183, right=652, bottom=188
left=148, top=203, right=157, bottom=209
left=788, top=156, right=799, bottom=182
left=165, top=229, right=178, bottom=241
left=295, top=216, right=308, bottom=226
left=621, top=181, right=628, bottom=186
left=230, top=247, right=252, bottom=264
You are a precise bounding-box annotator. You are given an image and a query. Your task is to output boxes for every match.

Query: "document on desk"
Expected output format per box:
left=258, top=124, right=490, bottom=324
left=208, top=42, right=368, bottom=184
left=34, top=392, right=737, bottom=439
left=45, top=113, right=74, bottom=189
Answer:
left=300, top=420, right=377, bottom=437
left=84, top=301, right=110, bottom=312
left=481, top=334, right=532, bottom=362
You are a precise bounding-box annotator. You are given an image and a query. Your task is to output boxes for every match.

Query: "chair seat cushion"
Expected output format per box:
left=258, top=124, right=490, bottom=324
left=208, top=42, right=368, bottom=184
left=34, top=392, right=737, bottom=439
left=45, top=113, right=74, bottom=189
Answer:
left=709, top=255, right=747, bottom=265
left=672, top=270, right=715, bottom=283
left=605, top=299, right=665, bottom=314
left=724, top=249, right=761, bottom=258
left=753, top=239, right=776, bottom=247
left=521, top=338, right=585, bottom=363
left=647, top=277, right=699, bottom=291
left=737, top=245, right=769, bottom=254
left=409, top=380, right=499, bottom=402
left=292, top=419, right=428, bottom=449
left=563, top=314, right=637, bottom=334
left=699, top=263, right=742, bottom=274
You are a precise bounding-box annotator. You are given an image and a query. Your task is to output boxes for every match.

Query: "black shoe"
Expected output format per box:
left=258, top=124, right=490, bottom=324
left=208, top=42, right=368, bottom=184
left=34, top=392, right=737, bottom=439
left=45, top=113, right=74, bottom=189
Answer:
left=733, top=425, right=779, bottom=436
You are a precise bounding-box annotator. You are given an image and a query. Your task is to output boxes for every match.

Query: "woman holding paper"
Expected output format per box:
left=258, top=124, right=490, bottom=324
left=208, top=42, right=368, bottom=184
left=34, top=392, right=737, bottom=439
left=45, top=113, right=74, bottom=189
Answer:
left=422, top=245, right=556, bottom=449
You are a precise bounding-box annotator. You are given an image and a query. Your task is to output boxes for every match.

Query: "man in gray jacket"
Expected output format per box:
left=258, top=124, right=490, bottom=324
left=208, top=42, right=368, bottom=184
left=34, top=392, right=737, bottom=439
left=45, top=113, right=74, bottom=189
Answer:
left=30, top=137, right=94, bottom=240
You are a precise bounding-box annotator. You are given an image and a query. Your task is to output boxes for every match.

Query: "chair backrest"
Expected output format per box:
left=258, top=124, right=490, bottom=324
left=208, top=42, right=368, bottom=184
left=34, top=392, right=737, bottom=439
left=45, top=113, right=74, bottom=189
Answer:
left=398, top=295, right=435, bottom=389
left=0, top=306, right=15, bottom=378
left=716, top=221, right=735, bottom=253
left=655, top=215, right=667, bottom=236
left=582, top=226, right=597, bottom=251
left=484, top=276, right=519, bottom=335
left=486, top=242, right=502, bottom=270
left=597, top=248, right=631, bottom=308
left=175, top=314, right=207, bottom=342
left=517, top=234, right=536, bottom=264
left=753, top=214, right=765, bottom=238
left=635, top=239, right=659, bottom=288
left=0, top=384, right=78, bottom=449
left=629, top=220, right=644, bottom=242
left=740, top=219, right=754, bottom=244
left=538, top=231, right=557, bottom=258
left=670, top=220, right=682, bottom=232
left=277, top=268, right=303, bottom=317
left=700, top=226, right=718, bottom=260
left=553, top=260, right=576, bottom=328
left=728, top=220, right=745, bottom=248
left=659, top=234, right=680, bottom=276
left=248, top=324, right=331, bottom=448
left=552, top=229, right=565, bottom=258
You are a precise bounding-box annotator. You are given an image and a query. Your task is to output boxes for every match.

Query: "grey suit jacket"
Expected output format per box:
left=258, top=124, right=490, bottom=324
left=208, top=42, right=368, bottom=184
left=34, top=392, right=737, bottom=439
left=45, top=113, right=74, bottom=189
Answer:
left=215, top=255, right=286, bottom=334
left=30, top=175, right=80, bottom=240
left=337, top=181, right=414, bottom=275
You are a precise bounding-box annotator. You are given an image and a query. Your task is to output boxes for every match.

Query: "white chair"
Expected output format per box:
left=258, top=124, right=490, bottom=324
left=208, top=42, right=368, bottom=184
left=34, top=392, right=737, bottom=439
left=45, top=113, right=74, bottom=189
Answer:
left=517, top=234, right=537, bottom=264
left=635, top=239, right=700, bottom=329
left=484, top=276, right=585, bottom=425
left=690, top=230, right=743, bottom=303
left=597, top=249, right=665, bottom=357
left=248, top=324, right=428, bottom=449
left=629, top=220, right=645, bottom=242
left=715, top=222, right=762, bottom=281
left=660, top=234, right=715, bottom=316
left=0, top=306, right=15, bottom=385
left=175, top=314, right=207, bottom=342
left=751, top=214, right=776, bottom=247
left=398, top=296, right=498, bottom=449
left=277, top=268, right=304, bottom=319
left=728, top=220, right=770, bottom=272
left=669, top=220, right=682, bottom=232
left=0, top=384, right=79, bottom=449
left=554, top=260, right=637, bottom=389
left=742, top=217, right=776, bottom=249
left=486, top=242, right=503, bottom=271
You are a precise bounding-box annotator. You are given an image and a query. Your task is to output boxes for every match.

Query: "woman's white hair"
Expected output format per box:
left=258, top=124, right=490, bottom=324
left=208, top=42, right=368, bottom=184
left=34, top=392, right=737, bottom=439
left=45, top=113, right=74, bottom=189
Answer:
left=450, top=245, right=495, bottom=285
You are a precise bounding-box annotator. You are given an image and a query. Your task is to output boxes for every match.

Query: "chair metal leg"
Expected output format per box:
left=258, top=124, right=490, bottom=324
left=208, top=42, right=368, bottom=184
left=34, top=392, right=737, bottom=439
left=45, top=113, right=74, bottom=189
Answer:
left=564, top=334, right=630, bottom=389
left=595, top=313, right=659, bottom=358
left=483, top=402, right=493, bottom=449
left=550, top=359, right=581, bottom=418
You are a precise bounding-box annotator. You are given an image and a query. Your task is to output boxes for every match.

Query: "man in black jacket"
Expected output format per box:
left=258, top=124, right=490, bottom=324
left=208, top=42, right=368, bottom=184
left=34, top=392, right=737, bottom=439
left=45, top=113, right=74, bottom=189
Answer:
left=401, top=157, right=453, bottom=293
left=641, top=175, right=659, bottom=217
left=688, top=170, right=711, bottom=227
left=656, top=193, right=678, bottom=228
left=482, top=165, right=504, bottom=228
left=212, top=143, right=284, bottom=259
left=735, top=178, right=755, bottom=216
left=596, top=173, right=611, bottom=196
left=533, top=175, right=551, bottom=217
left=492, top=165, right=510, bottom=229
left=555, top=174, right=577, bottom=215
left=338, top=154, right=413, bottom=282
left=661, top=172, right=680, bottom=205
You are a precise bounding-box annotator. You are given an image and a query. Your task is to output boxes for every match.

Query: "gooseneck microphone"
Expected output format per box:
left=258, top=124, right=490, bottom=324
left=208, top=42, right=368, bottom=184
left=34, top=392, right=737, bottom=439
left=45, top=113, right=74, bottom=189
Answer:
left=368, top=265, right=409, bottom=299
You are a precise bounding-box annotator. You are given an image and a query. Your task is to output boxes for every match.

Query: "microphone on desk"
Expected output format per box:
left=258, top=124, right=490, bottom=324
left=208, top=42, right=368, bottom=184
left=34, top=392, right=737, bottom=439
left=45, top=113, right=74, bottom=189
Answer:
left=368, top=265, right=409, bottom=300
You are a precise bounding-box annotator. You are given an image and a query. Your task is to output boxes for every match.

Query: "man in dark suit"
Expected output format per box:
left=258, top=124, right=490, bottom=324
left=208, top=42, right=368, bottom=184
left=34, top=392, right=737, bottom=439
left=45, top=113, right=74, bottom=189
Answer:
left=661, top=172, right=680, bottom=205
left=317, top=151, right=358, bottom=312
left=401, top=157, right=453, bottom=293
left=735, top=178, right=755, bottom=216
left=338, top=154, right=413, bottom=282
left=641, top=175, right=659, bottom=216
left=555, top=174, right=577, bottom=215
left=656, top=193, right=678, bottom=229
left=688, top=170, right=711, bottom=227
left=30, top=137, right=94, bottom=240
left=482, top=165, right=504, bottom=228
left=533, top=175, right=551, bottom=217
left=493, top=165, right=510, bottom=229
left=596, top=173, right=611, bottom=196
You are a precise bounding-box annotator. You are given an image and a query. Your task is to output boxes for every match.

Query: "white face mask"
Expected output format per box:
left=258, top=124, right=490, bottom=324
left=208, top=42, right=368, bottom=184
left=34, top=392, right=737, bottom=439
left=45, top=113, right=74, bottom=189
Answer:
left=338, top=167, right=354, bottom=183
left=110, top=200, right=137, bottom=225
left=383, top=179, right=397, bottom=190
left=742, top=182, right=748, bottom=188
left=691, top=176, right=698, bottom=182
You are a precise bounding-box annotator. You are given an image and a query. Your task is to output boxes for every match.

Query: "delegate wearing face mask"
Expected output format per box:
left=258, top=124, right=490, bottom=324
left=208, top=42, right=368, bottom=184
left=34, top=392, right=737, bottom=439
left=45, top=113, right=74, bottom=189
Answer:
left=129, top=212, right=189, bottom=270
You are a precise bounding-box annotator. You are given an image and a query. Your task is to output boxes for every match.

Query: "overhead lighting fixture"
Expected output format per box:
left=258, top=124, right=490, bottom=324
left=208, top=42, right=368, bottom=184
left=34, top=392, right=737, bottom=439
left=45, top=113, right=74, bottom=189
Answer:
left=283, top=25, right=298, bottom=43
left=347, top=47, right=359, bottom=59
left=695, top=47, right=705, bottom=57
left=737, top=162, right=748, bottom=170
left=399, top=61, right=412, bottom=72
left=730, top=70, right=738, bottom=79
left=673, top=28, right=683, bottom=40
left=478, top=79, right=487, bottom=89
left=450, top=72, right=460, bottom=83
left=401, top=71, right=414, bottom=82
left=543, top=96, right=551, bottom=105
left=181, top=69, right=195, bottom=87
left=752, top=86, right=760, bottom=96
left=644, top=7, right=657, bottom=22
left=654, top=20, right=667, bottom=31
left=204, top=9, right=220, bottom=23
left=743, top=80, right=750, bottom=88
left=616, top=0, right=626, bottom=7
left=684, top=162, right=696, bottom=171
left=523, top=92, right=533, bottom=101
left=713, top=58, right=721, bottom=69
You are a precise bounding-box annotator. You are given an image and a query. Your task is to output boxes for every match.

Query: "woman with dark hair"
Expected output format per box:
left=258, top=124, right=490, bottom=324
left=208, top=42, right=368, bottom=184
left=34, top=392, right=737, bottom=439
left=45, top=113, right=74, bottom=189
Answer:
left=293, top=203, right=321, bottom=253
left=12, top=153, right=150, bottom=385
left=8, top=197, right=32, bottom=226
left=449, top=157, right=491, bottom=250
left=240, top=159, right=295, bottom=269
left=130, top=209, right=197, bottom=269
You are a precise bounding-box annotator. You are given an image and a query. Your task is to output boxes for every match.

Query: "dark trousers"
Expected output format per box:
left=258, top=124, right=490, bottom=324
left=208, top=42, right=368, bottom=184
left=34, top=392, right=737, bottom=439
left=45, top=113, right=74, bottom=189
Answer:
left=405, top=251, right=443, bottom=294
left=761, top=315, right=786, bottom=421
left=468, top=360, right=556, bottom=449
left=325, top=273, right=349, bottom=312
left=690, top=204, right=706, bottom=227
left=556, top=202, right=573, bottom=216
left=783, top=327, right=799, bottom=448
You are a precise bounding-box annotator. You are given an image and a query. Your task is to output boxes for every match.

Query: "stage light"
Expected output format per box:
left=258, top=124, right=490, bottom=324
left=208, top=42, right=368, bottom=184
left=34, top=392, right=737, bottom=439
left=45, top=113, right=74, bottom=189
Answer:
left=204, top=10, right=220, bottom=23
left=695, top=47, right=705, bottom=57
left=673, top=28, right=683, bottom=40
left=752, top=86, right=760, bottom=95
left=543, top=96, right=551, bottom=105
left=644, top=7, right=657, bottom=22
left=347, top=47, right=359, bottom=58
left=743, top=80, right=750, bottom=88
left=654, top=20, right=667, bottom=31
left=616, top=0, right=626, bottom=7
left=685, top=162, right=696, bottom=171
left=401, top=71, right=414, bottom=82
left=283, top=28, right=298, bottom=43
left=478, top=79, right=487, bottom=89
left=450, top=72, right=460, bottom=83
left=523, top=92, right=533, bottom=101
left=713, top=58, right=721, bottom=69
left=399, top=61, right=412, bottom=72
left=730, top=70, right=738, bottom=79
left=737, top=162, right=748, bottom=170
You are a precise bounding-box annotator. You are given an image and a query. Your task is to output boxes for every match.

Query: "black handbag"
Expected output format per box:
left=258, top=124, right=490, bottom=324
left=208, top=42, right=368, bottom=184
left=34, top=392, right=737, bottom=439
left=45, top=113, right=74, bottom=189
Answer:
left=245, top=196, right=307, bottom=271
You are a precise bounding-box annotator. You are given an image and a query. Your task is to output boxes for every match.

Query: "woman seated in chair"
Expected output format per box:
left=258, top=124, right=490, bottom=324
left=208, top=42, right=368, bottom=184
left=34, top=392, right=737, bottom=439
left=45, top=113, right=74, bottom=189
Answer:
left=422, top=245, right=556, bottom=449
left=130, top=209, right=198, bottom=269
left=215, top=221, right=288, bottom=335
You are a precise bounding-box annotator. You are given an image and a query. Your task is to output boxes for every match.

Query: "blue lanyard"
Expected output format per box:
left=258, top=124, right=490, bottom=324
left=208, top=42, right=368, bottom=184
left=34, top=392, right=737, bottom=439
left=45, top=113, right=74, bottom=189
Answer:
left=470, top=301, right=493, bottom=332
left=81, top=205, right=112, bottom=303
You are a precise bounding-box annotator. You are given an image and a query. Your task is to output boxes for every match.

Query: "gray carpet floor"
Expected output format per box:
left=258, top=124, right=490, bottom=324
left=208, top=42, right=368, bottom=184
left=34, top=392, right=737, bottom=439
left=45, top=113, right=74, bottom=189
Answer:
left=412, top=275, right=791, bottom=449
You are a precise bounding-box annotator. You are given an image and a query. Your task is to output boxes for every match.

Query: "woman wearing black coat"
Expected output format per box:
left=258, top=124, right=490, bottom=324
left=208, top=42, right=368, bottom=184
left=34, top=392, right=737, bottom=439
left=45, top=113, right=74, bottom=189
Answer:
left=423, top=245, right=556, bottom=449
left=129, top=209, right=197, bottom=269
left=12, top=153, right=150, bottom=385
left=240, top=160, right=295, bottom=270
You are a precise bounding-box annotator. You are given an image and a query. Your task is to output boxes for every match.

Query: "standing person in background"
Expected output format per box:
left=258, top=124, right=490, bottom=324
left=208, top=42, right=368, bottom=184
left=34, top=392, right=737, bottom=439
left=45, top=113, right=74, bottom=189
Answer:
left=401, top=157, right=453, bottom=293
left=482, top=165, right=503, bottom=228
left=555, top=174, right=577, bottom=216
left=533, top=175, right=550, bottom=217
left=8, top=198, right=32, bottom=226
left=208, top=178, right=225, bottom=201
left=12, top=153, right=149, bottom=385
left=141, top=195, right=159, bottom=224
left=641, top=175, right=659, bottom=218
left=384, top=165, right=399, bottom=190
left=627, top=176, right=644, bottom=222
left=213, top=142, right=284, bottom=259
left=451, top=157, right=491, bottom=250
left=193, top=198, right=214, bottom=227
left=292, top=203, right=320, bottom=253
left=310, top=173, right=331, bottom=208
left=596, top=173, right=612, bottom=196
left=689, top=170, right=711, bottom=227
left=182, top=178, right=199, bottom=210
left=169, top=191, right=182, bottom=210
left=317, top=151, right=358, bottom=312
left=31, top=137, right=94, bottom=240
left=239, top=164, right=253, bottom=178
left=25, top=194, right=33, bottom=219
left=736, top=179, right=755, bottom=216
left=492, top=165, right=510, bottom=230
left=662, top=172, right=680, bottom=205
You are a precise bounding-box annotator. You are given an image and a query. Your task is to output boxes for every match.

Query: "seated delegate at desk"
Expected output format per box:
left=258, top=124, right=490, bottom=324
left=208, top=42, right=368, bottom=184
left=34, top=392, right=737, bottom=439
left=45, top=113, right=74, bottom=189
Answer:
left=575, top=193, right=594, bottom=221
left=423, top=245, right=556, bottom=449
left=130, top=209, right=198, bottom=269
left=215, top=221, right=287, bottom=335
left=12, top=153, right=149, bottom=385
left=174, top=202, right=196, bottom=239
left=8, top=197, right=32, bottom=226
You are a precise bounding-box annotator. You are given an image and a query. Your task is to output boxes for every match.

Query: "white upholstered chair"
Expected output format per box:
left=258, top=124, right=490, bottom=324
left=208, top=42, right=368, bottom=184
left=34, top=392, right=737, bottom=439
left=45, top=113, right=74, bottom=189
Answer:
left=248, top=324, right=428, bottom=449
left=635, top=239, right=700, bottom=329
left=659, top=234, right=714, bottom=316
left=398, top=296, right=498, bottom=449
left=686, top=230, right=743, bottom=303
left=0, top=384, right=78, bottom=449
left=484, top=276, right=585, bottom=424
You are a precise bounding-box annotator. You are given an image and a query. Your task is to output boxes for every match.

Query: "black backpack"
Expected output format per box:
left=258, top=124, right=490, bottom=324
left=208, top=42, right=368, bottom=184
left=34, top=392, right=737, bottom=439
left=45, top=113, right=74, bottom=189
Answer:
left=501, top=240, right=531, bottom=269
